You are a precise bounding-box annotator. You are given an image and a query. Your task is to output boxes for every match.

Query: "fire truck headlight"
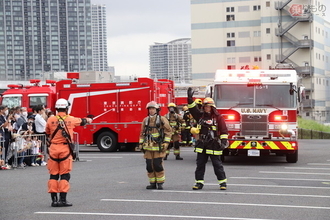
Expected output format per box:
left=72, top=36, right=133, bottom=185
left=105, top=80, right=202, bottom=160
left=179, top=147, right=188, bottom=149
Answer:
left=280, top=124, right=288, bottom=131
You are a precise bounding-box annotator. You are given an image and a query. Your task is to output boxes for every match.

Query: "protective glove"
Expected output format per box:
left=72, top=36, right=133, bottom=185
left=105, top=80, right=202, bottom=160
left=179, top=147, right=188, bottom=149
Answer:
left=162, top=142, right=169, bottom=152
left=187, top=87, right=194, bottom=104
left=220, top=139, right=228, bottom=149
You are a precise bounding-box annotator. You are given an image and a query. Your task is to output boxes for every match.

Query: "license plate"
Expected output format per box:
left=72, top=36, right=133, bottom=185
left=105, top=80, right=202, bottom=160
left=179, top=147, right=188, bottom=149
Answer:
left=248, top=149, right=260, bottom=157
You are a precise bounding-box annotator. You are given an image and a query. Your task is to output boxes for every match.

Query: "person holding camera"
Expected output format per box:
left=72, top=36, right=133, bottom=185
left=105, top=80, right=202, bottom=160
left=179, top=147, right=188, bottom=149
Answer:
left=187, top=88, right=229, bottom=190
left=46, top=98, right=92, bottom=207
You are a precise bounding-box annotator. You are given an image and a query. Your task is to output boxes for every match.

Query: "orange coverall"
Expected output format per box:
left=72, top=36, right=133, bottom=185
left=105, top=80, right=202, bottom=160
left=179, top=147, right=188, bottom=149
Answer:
left=46, top=112, right=85, bottom=193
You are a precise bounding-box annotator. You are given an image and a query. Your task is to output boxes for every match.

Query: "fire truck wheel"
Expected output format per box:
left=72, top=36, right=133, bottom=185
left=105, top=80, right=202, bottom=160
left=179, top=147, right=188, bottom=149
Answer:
left=286, top=150, right=298, bottom=163
left=97, top=131, right=118, bottom=152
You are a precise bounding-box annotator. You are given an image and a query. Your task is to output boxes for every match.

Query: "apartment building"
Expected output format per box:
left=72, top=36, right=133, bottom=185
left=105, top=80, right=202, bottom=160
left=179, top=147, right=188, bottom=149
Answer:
left=191, top=0, right=330, bottom=122
left=0, top=0, right=93, bottom=80
left=91, top=4, right=108, bottom=72
left=149, top=38, right=192, bottom=84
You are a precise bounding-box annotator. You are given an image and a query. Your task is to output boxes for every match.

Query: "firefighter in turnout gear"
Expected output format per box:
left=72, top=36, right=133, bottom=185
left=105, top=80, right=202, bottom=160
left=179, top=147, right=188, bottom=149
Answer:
left=46, top=98, right=92, bottom=207
left=187, top=88, right=228, bottom=190
left=181, top=106, right=193, bottom=146
left=139, top=101, right=172, bottom=190
left=164, top=103, right=186, bottom=160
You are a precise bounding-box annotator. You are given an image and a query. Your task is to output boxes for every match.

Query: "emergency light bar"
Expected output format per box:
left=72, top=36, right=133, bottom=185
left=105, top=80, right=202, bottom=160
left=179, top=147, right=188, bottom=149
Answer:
left=247, top=78, right=262, bottom=86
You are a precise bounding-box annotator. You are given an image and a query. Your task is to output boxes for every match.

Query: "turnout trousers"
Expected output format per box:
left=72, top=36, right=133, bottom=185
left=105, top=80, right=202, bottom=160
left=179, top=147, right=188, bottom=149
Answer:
left=144, top=150, right=165, bottom=183
left=47, top=144, right=73, bottom=193
left=195, top=152, right=226, bottom=183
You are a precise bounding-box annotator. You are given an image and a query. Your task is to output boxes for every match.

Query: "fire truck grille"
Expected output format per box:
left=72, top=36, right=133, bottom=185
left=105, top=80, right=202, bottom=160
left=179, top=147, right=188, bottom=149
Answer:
left=241, top=115, right=268, bottom=136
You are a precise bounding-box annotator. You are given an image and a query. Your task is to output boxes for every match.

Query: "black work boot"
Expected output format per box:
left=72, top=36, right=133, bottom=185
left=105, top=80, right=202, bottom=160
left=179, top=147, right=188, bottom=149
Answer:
left=192, top=183, right=204, bottom=190
left=157, top=183, right=164, bottom=190
left=176, top=154, right=183, bottom=160
left=164, top=155, right=168, bottom=160
left=51, top=193, right=58, bottom=207
left=58, top=193, right=73, bottom=207
left=146, top=183, right=157, bottom=189
left=220, top=183, right=227, bottom=190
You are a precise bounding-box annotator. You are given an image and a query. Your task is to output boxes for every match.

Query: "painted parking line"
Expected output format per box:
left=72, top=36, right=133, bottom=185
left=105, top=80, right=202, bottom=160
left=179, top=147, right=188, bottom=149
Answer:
left=100, top=198, right=330, bottom=210
left=153, top=189, right=330, bottom=198
left=34, top=211, right=275, bottom=220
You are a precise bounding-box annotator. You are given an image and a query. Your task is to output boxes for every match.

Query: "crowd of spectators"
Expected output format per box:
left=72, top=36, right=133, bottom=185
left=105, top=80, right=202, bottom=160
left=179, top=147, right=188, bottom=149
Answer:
left=0, top=105, right=54, bottom=170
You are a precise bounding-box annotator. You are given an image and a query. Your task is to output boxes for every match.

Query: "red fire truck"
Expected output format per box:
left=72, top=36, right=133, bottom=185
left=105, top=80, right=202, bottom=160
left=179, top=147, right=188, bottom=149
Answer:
left=207, top=69, right=303, bottom=163
left=1, top=74, right=175, bottom=152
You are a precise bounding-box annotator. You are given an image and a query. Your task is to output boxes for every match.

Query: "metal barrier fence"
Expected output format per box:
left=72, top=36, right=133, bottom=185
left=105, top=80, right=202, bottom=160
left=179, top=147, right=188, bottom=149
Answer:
left=12, top=134, right=47, bottom=169
left=298, top=128, right=330, bottom=139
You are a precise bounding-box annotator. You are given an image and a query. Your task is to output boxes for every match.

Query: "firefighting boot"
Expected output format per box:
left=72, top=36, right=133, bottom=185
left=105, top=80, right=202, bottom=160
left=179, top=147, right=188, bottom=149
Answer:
left=175, top=154, right=183, bottom=160
left=157, top=183, right=164, bottom=190
left=58, top=193, right=73, bottom=207
left=220, top=183, right=227, bottom=190
left=192, top=183, right=204, bottom=190
left=51, top=193, right=58, bottom=207
left=146, top=183, right=157, bottom=189
left=164, top=155, right=168, bottom=160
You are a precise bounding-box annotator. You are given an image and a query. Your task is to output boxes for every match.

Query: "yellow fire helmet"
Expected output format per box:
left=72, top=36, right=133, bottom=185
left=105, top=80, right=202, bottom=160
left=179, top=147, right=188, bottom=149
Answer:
left=190, top=127, right=200, bottom=134
left=146, top=101, right=160, bottom=109
left=203, top=97, right=216, bottom=107
left=168, top=103, right=176, bottom=108
left=182, top=106, right=188, bottom=111
left=195, top=98, right=202, bottom=105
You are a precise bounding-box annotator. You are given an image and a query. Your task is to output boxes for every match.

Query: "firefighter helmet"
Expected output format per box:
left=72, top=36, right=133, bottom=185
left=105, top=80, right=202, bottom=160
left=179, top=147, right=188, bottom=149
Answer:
left=195, top=99, right=202, bottom=105
left=182, top=106, right=188, bottom=111
left=146, top=101, right=160, bottom=109
left=55, top=98, right=70, bottom=109
left=190, top=127, right=200, bottom=134
left=168, top=103, right=176, bottom=108
left=203, top=97, right=216, bottom=107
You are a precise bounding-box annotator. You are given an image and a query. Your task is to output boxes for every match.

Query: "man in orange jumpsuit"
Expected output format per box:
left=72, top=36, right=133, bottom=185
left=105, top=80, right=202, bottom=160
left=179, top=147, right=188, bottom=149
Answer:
left=46, top=98, right=92, bottom=207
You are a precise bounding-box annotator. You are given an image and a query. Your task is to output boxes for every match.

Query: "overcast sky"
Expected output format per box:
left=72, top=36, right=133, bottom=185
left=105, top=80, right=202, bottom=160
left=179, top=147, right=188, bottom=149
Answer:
left=91, top=0, right=191, bottom=77
left=91, top=1, right=330, bottom=77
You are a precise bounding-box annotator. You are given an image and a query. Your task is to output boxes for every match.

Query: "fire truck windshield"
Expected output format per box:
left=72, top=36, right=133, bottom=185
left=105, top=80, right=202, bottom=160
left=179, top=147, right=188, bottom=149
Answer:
left=214, top=84, right=297, bottom=109
left=2, top=96, right=22, bottom=108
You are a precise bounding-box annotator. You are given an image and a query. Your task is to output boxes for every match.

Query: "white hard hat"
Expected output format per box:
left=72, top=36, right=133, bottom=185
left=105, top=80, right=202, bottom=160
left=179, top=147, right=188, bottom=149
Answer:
left=55, top=98, right=70, bottom=109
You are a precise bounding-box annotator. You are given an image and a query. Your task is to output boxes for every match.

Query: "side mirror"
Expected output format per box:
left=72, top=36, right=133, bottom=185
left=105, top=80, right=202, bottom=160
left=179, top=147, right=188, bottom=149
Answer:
left=289, top=82, right=295, bottom=95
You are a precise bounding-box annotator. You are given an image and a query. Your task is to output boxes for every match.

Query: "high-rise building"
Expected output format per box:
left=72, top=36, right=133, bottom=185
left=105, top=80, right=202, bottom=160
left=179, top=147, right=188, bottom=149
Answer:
left=149, top=38, right=192, bottom=84
left=191, top=0, right=330, bottom=122
left=0, top=0, right=93, bottom=80
left=91, top=4, right=108, bottom=72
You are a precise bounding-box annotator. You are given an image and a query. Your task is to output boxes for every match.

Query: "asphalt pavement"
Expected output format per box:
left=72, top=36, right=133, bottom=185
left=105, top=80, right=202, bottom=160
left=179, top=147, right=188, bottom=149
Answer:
left=1, top=139, right=330, bottom=220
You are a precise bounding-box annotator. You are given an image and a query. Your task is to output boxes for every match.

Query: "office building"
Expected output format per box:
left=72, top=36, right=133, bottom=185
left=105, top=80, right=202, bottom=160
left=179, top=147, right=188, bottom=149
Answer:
left=149, top=38, right=192, bottom=84
left=191, top=0, right=330, bottom=122
left=0, top=0, right=93, bottom=80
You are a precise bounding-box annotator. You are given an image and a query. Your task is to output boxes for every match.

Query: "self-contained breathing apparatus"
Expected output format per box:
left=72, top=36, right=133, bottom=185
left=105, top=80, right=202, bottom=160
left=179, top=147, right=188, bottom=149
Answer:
left=142, top=115, right=164, bottom=152
left=194, top=115, right=225, bottom=153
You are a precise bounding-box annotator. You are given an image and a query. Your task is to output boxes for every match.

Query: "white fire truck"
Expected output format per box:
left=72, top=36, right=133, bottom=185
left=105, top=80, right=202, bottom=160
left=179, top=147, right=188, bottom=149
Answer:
left=206, top=69, right=303, bottom=163
left=1, top=73, right=175, bottom=152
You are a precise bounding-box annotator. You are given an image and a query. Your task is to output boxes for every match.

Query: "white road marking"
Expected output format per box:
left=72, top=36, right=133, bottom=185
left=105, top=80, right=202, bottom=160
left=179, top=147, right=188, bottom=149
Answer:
left=259, top=171, right=330, bottom=175
left=230, top=177, right=330, bottom=182
left=100, top=198, right=330, bottom=210
left=285, top=167, right=330, bottom=170
left=34, top=211, right=275, bottom=220
left=308, top=163, right=330, bottom=166
left=205, top=183, right=330, bottom=189
left=154, top=190, right=330, bottom=198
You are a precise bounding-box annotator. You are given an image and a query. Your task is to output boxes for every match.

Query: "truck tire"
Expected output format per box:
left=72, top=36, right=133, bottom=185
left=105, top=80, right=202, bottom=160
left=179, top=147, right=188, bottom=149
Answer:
left=97, top=132, right=118, bottom=152
left=286, top=150, right=298, bottom=163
